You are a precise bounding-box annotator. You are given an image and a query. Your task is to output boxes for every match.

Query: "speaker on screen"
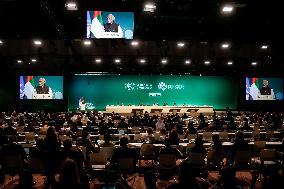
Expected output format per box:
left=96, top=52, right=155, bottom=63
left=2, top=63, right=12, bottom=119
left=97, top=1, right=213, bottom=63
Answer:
left=245, top=77, right=283, bottom=100
left=87, top=11, right=134, bottom=39
left=20, top=76, right=63, bottom=100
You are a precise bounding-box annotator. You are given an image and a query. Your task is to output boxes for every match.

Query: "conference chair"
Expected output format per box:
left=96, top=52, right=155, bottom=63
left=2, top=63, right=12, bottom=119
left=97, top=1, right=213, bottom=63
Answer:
left=131, top=126, right=141, bottom=134
left=157, top=153, right=177, bottom=176
left=233, top=151, right=252, bottom=170
left=202, top=132, right=212, bottom=142
left=99, top=147, right=115, bottom=160
left=187, top=134, right=198, bottom=141
left=2, top=155, right=24, bottom=180
left=265, top=131, right=275, bottom=141
left=253, top=141, right=266, bottom=156
left=25, top=132, right=35, bottom=142
left=117, top=157, right=136, bottom=175
left=206, top=150, right=223, bottom=170
left=133, top=134, right=142, bottom=142
left=219, top=131, right=229, bottom=141
left=251, top=130, right=260, bottom=141
left=260, top=149, right=276, bottom=166
left=139, top=143, right=156, bottom=166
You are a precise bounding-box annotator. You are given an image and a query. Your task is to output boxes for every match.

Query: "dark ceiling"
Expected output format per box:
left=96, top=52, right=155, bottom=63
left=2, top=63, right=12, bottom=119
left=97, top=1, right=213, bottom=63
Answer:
left=0, top=0, right=283, bottom=75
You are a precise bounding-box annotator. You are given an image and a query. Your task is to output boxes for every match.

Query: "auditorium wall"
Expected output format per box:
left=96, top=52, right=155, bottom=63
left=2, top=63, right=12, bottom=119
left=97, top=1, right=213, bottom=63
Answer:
left=0, top=74, right=283, bottom=112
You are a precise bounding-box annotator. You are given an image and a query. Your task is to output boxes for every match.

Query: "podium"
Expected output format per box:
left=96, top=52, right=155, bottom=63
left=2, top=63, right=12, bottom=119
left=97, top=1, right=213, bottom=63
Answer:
left=98, top=32, right=122, bottom=38
left=257, top=95, right=275, bottom=100
left=32, top=94, right=52, bottom=99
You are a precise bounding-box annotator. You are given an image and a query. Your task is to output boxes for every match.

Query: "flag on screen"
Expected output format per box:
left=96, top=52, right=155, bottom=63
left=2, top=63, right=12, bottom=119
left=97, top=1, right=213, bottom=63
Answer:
left=20, top=76, right=25, bottom=99
left=86, top=11, right=92, bottom=38
left=90, top=11, right=104, bottom=38
left=246, top=77, right=250, bottom=100
left=24, top=76, right=35, bottom=99
left=250, top=77, right=260, bottom=100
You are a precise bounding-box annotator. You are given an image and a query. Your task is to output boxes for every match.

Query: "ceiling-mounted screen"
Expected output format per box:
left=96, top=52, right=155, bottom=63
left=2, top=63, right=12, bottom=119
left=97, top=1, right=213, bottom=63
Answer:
left=87, top=11, right=134, bottom=39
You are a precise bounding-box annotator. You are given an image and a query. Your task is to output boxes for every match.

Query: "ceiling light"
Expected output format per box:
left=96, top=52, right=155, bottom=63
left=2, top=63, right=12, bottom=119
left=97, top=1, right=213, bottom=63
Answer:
left=161, top=59, right=167, bottom=64
left=33, top=40, right=42, bottom=46
left=185, top=60, right=191, bottom=64
left=65, top=2, right=78, bottom=10
left=177, top=42, right=185, bottom=47
left=222, top=5, right=234, bottom=13
left=204, top=61, right=210, bottom=64
left=95, top=59, right=101, bottom=63
left=227, top=61, right=233, bottom=65
left=221, top=43, right=230, bottom=48
left=114, top=59, right=121, bottom=63
left=17, top=60, right=23, bottom=63
left=0, top=40, right=3, bottom=44
left=131, top=41, right=139, bottom=46
left=144, top=3, right=156, bottom=12
left=251, top=62, right=257, bottom=66
left=140, top=59, right=146, bottom=63
left=83, top=40, right=91, bottom=45
left=31, top=59, right=37, bottom=62
left=261, top=45, right=268, bottom=49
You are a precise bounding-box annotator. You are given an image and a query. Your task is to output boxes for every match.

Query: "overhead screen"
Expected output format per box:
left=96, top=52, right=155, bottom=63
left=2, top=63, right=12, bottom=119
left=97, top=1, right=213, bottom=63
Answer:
left=86, top=11, right=134, bottom=39
left=20, top=76, right=63, bottom=99
left=246, top=77, right=283, bottom=100
left=68, top=75, right=237, bottom=110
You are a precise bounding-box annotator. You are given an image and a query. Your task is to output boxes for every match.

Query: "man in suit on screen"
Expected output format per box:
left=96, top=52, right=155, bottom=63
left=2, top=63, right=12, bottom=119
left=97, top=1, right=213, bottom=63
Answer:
left=35, top=78, right=51, bottom=94
left=260, top=80, right=272, bottom=95
left=103, top=14, right=123, bottom=38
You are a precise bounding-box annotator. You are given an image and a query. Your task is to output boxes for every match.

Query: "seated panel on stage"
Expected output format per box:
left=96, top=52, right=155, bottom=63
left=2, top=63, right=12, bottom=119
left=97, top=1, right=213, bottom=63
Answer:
left=105, top=105, right=214, bottom=114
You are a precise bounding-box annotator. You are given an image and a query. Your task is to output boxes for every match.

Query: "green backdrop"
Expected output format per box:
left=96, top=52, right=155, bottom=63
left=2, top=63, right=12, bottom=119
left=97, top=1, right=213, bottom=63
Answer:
left=68, top=75, right=237, bottom=110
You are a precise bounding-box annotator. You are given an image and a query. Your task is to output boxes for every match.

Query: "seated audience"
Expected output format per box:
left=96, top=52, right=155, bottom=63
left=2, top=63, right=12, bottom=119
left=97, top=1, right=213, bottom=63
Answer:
left=111, top=137, right=137, bottom=166
left=55, top=158, right=85, bottom=189
left=100, top=133, right=115, bottom=147
left=166, top=162, right=210, bottom=189
left=159, top=138, right=183, bottom=159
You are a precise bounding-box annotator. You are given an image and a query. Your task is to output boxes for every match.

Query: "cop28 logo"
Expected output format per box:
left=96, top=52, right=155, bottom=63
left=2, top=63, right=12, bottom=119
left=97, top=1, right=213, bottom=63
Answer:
left=158, top=82, right=167, bottom=91
left=158, top=82, right=185, bottom=91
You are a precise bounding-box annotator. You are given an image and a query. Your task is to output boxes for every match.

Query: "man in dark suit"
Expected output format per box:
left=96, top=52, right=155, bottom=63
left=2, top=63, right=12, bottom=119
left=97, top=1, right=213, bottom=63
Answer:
left=104, top=14, right=123, bottom=38
left=260, top=79, right=272, bottom=95
left=36, top=77, right=49, bottom=94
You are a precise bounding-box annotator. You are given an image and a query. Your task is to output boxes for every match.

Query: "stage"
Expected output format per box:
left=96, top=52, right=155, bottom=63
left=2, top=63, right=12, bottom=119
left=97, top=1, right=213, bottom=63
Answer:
left=105, top=105, right=214, bottom=114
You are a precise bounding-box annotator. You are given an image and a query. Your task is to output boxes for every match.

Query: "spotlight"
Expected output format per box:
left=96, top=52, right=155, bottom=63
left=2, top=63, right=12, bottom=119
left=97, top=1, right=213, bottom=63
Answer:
left=33, top=40, right=42, bottom=46
left=83, top=40, right=92, bottom=46
left=161, top=59, right=167, bottom=64
left=65, top=1, right=78, bottom=10
left=221, top=43, right=230, bottom=49
left=261, top=45, right=268, bottom=49
left=114, top=59, right=121, bottom=63
left=222, top=5, right=234, bottom=13
left=204, top=61, right=210, bottom=65
left=17, top=60, right=23, bottom=63
left=140, top=59, right=146, bottom=63
left=251, top=62, right=257, bottom=66
left=144, top=3, right=156, bottom=12
left=95, top=58, right=102, bottom=63
left=185, top=60, right=191, bottom=64
left=177, top=42, right=185, bottom=47
left=131, top=41, right=139, bottom=46
left=31, top=59, right=37, bottom=62
left=227, top=61, right=233, bottom=65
